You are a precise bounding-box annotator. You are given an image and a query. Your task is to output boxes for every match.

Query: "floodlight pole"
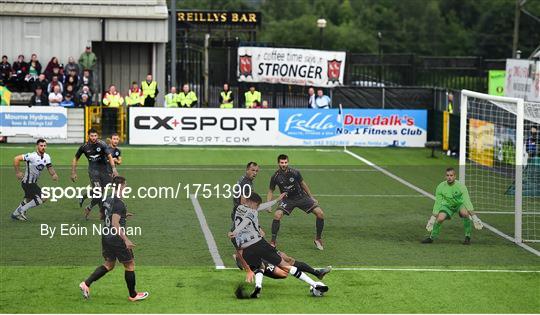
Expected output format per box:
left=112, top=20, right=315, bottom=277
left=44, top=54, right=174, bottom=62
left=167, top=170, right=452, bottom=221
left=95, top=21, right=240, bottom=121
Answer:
left=170, top=0, right=176, bottom=89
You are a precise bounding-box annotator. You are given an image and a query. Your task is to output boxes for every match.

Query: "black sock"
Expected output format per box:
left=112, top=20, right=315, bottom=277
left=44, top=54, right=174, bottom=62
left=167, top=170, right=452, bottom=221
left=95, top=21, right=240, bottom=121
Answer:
left=294, top=261, right=319, bottom=277
left=85, top=265, right=109, bottom=286
left=316, top=218, right=324, bottom=239
left=89, top=197, right=100, bottom=209
left=271, top=219, right=280, bottom=242
left=125, top=270, right=137, bottom=298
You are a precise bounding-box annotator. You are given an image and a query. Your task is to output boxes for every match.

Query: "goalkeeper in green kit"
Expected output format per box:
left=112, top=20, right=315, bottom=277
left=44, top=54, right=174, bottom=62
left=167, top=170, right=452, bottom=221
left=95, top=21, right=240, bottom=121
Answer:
left=423, top=168, right=484, bottom=245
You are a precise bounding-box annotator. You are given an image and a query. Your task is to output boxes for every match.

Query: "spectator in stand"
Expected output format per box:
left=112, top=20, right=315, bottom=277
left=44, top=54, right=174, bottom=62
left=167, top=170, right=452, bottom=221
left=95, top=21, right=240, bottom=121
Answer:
left=313, top=88, right=331, bottom=109
left=44, top=57, right=60, bottom=80
left=78, top=92, right=92, bottom=107
left=164, top=86, right=178, bottom=107
left=0, top=56, right=11, bottom=83
left=307, top=87, right=316, bottom=108
left=27, top=54, right=42, bottom=81
left=141, top=74, right=158, bottom=107
left=244, top=85, right=261, bottom=108
left=219, top=83, right=234, bottom=108
left=262, top=100, right=269, bottom=108
left=177, top=84, right=197, bottom=107
left=11, top=54, right=29, bottom=92
left=80, top=69, right=94, bottom=93
left=47, top=65, right=64, bottom=85
left=47, top=75, right=64, bottom=95
left=48, top=85, right=63, bottom=106
left=103, top=85, right=124, bottom=107
left=126, top=81, right=143, bottom=106
left=0, top=80, right=11, bottom=105
left=65, top=70, right=79, bottom=92
left=61, top=93, right=75, bottom=107
left=65, top=56, right=80, bottom=77
left=79, top=46, right=97, bottom=74
left=64, top=84, right=75, bottom=98
left=77, top=85, right=93, bottom=105
left=30, top=86, right=48, bottom=106
left=32, top=74, right=49, bottom=94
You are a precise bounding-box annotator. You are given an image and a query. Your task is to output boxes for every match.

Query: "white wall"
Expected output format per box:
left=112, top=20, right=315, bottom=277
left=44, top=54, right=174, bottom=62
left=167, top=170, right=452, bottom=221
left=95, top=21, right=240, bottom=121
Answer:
left=0, top=16, right=102, bottom=65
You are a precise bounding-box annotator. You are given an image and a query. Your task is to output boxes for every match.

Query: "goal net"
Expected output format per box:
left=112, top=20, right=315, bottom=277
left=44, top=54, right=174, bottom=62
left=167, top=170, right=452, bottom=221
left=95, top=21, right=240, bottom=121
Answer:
left=460, top=90, right=540, bottom=243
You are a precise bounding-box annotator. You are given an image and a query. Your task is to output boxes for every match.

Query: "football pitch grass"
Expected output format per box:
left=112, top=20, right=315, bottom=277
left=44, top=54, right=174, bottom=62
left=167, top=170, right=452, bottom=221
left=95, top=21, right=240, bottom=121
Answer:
left=0, top=145, right=538, bottom=313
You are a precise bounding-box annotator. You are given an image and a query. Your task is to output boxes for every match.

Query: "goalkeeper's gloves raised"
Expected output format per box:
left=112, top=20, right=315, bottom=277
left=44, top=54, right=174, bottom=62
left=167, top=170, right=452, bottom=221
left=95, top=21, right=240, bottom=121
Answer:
left=426, top=215, right=436, bottom=231
left=470, top=214, right=484, bottom=230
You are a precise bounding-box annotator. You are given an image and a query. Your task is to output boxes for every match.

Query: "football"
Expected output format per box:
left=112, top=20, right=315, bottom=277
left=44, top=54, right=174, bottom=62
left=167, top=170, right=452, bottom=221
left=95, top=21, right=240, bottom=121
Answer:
left=309, top=282, right=326, bottom=297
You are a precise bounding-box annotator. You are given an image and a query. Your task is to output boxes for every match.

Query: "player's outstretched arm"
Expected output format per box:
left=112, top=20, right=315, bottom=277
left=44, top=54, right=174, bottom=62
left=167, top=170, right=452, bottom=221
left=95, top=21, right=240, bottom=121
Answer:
left=468, top=210, right=484, bottom=230
left=257, top=193, right=286, bottom=212
left=107, top=154, right=118, bottom=177
left=266, top=188, right=274, bottom=203
left=425, top=215, right=436, bottom=231
left=71, top=156, right=79, bottom=182
left=301, top=181, right=317, bottom=203
left=47, top=165, right=58, bottom=181
left=112, top=214, right=134, bottom=248
left=13, top=155, right=24, bottom=180
left=115, top=156, right=122, bottom=165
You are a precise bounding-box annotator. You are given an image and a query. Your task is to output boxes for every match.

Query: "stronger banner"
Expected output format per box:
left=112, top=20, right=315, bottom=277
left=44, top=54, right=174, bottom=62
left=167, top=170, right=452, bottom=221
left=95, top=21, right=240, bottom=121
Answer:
left=237, top=47, right=346, bottom=88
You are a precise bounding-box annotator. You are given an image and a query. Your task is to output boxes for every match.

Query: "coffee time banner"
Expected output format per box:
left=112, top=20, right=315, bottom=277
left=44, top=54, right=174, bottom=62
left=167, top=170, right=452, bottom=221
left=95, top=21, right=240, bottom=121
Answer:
left=237, top=47, right=346, bottom=88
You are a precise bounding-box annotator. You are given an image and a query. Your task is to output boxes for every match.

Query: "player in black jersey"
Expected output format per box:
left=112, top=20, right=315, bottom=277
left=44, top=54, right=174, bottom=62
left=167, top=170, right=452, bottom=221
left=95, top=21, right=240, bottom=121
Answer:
left=79, top=176, right=148, bottom=301
left=71, top=128, right=118, bottom=220
left=107, top=133, right=122, bottom=168
left=267, top=154, right=326, bottom=250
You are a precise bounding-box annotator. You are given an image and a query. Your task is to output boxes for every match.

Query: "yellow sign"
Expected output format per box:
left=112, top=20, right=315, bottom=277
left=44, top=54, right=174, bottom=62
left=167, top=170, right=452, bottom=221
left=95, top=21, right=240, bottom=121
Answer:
left=469, top=118, right=494, bottom=167
left=488, top=70, right=505, bottom=96
left=443, top=111, right=449, bottom=151
left=177, top=11, right=261, bottom=25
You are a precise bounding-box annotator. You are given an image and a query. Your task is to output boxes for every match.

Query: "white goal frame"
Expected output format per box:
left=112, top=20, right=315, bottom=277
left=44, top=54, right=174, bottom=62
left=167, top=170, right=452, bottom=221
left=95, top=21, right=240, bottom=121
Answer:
left=460, top=90, right=525, bottom=243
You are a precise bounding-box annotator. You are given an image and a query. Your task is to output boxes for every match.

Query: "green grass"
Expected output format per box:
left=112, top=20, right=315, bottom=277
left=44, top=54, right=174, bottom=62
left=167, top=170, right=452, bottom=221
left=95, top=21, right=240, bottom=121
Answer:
left=0, top=144, right=538, bottom=313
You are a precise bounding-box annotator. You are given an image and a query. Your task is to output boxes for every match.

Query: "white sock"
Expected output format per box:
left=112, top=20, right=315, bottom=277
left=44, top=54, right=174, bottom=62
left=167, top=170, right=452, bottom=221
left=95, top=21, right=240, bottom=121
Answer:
left=289, top=266, right=316, bottom=286
left=20, top=197, right=42, bottom=212
left=255, top=270, right=263, bottom=288
left=12, top=200, right=26, bottom=215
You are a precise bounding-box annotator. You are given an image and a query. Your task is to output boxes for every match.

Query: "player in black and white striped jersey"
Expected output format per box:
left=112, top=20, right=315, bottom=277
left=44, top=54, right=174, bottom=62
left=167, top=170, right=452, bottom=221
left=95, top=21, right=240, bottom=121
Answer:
left=229, top=192, right=329, bottom=298
left=11, top=139, right=58, bottom=221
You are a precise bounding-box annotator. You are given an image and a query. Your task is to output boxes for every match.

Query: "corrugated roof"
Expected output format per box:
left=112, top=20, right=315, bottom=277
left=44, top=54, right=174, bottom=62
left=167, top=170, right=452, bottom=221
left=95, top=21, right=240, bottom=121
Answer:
left=0, top=0, right=168, bottom=19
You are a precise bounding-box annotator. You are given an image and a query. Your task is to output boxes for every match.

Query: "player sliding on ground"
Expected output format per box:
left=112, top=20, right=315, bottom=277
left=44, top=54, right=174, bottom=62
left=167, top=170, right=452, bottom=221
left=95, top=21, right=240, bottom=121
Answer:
left=11, top=139, right=58, bottom=221
left=268, top=154, right=326, bottom=250
left=233, top=248, right=332, bottom=281
left=79, top=176, right=148, bottom=301
left=423, top=167, right=484, bottom=245
left=229, top=192, right=329, bottom=298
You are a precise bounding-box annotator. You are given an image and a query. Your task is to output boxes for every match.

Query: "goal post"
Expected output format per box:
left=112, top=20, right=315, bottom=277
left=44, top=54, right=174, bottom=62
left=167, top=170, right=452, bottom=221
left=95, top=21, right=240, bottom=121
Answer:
left=460, top=90, right=540, bottom=244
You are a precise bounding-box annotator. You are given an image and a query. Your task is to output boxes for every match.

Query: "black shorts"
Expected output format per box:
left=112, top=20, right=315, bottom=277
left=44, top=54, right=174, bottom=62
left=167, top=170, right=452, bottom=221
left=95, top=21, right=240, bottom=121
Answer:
left=88, top=169, right=113, bottom=188
left=242, top=239, right=282, bottom=270
left=277, top=195, right=318, bottom=215
left=262, top=263, right=283, bottom=279
left=102, top=238, right=134, bottom=263
left=22, top=182, right=41, bottom=199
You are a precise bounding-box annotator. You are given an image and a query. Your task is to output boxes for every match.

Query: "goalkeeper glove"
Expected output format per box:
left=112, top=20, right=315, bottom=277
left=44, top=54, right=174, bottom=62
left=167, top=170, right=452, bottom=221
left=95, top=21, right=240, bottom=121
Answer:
left=470, top=214, right=484, bottom=230
left=425, top=215, right=436, bottom=231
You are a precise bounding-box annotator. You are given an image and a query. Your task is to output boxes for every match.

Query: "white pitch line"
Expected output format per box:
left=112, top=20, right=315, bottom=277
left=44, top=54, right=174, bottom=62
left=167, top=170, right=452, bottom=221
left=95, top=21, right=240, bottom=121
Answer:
left=344, top=148, right=540, bottom=257
left=0, top=166, right=376, bottom=172
left=317, top=194, right=424, bottom=198
left=190, top=194, right=225, bottom=269
left=0, top=146, right=343, bottom=152
left=220, top=267, right=540, bottom=273
left=476, top=211, right=540, bottom=215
